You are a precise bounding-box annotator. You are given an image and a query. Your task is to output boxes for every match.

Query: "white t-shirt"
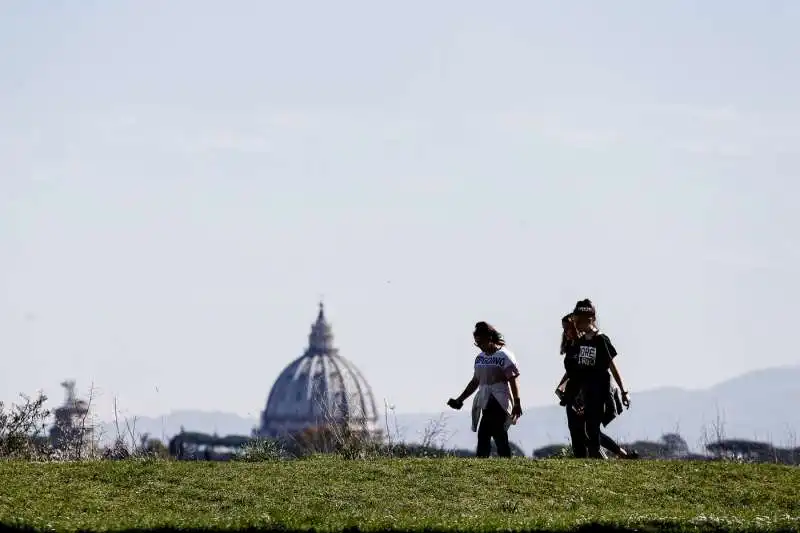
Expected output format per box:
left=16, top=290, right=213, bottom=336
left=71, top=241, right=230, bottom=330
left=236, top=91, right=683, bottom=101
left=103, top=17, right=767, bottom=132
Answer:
left=472, top=347, right=520, bottom=416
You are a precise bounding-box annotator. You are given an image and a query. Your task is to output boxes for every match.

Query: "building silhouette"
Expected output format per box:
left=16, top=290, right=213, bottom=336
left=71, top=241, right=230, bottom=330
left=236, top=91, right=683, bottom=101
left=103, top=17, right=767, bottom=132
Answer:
left=255, top=302, right=380, bottom=439
left=48, top=380, right=93, bottom=452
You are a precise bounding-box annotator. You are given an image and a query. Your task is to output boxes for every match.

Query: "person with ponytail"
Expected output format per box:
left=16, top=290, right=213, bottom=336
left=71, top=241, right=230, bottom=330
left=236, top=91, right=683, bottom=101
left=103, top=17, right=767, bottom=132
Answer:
left=447, top=321, right=522, bottom=458
left=561, top=300, right=631, bottom=458
left=556, top=313, right=637, bottom=459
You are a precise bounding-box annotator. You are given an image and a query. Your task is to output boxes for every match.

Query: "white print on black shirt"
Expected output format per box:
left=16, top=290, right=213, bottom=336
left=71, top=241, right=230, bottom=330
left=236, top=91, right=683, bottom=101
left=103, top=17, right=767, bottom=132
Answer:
left=577, top=345, right=597, bottom=367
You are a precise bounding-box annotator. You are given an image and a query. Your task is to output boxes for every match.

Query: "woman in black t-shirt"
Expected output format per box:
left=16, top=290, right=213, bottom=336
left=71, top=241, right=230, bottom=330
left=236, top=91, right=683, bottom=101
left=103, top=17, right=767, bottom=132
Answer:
left=556, top=314, right=636, bottom=458
left=563, top=299, right=631, bottom=458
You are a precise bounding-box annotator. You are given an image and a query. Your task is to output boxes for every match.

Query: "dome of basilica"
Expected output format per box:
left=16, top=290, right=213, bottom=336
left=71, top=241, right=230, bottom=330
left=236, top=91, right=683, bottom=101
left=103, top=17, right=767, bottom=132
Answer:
left=256, top=303, right=380, bottom=438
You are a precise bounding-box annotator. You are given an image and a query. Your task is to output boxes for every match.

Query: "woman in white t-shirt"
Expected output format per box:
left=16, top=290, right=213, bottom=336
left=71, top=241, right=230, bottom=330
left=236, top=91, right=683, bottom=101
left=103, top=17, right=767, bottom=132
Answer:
left=447, top=321, right=523, bottom=457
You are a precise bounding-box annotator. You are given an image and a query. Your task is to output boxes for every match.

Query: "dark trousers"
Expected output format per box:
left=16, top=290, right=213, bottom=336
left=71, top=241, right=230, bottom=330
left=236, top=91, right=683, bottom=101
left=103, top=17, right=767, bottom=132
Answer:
left=566, top=403, right=614, bottom=459
left=477, top=395, right=512, bottom=458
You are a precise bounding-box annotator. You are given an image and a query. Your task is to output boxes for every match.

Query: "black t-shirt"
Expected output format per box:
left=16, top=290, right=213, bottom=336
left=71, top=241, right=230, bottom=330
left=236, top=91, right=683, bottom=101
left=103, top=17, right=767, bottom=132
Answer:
left=563, top=332, right=617, bottom=400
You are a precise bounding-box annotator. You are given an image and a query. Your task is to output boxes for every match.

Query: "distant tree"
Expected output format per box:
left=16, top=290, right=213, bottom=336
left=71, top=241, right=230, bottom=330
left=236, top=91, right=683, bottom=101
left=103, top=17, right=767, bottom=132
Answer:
left=103, top=437, right=130, bottom=460
left=772, top=447, right=798, bottom=466
left=705, top=439, right=794, bottom=463
left=661, top=433, right=690, bottom=457
left=532, top=444, right=570, bottom=459
left=0, top=392, right=52, bottom=459
left=707, top=439, right=767, bottom=461
left=620, top=433, right=696, bottom=459
left=143, top=437, right=170, bottom=458
left=623, top=440, right=667, bottom=458
left=167, top=429, right=253, bottom=460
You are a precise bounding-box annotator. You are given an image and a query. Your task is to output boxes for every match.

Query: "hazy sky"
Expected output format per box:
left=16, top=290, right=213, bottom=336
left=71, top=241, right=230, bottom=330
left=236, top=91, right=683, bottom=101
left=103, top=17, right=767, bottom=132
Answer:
left=2, top=1, right=798, bottom=424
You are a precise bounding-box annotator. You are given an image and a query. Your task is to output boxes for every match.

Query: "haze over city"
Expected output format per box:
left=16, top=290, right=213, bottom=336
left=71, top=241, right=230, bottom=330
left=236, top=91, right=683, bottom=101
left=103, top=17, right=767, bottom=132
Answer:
left=2, top=0, right=798, bottom=427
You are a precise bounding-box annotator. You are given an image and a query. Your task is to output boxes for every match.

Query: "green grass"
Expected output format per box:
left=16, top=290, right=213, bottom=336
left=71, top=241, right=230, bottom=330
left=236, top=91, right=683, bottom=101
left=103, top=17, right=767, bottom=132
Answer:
left=0, top=457, right=798, bottom=532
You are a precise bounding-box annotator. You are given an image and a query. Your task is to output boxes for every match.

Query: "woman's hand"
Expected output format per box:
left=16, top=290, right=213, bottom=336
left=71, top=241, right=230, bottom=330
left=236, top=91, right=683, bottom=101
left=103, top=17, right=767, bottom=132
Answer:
left=554, top=387, right=567, bottom=406
left=621, top=391, right=631, bottom=409
left=511, top=399, right=522, bottom=419
left=447, top=398, right=464, bottom=410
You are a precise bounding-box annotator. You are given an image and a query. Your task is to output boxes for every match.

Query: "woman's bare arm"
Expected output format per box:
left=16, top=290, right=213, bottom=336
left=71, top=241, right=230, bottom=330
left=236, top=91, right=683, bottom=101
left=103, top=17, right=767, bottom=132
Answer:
left=609, top=359, right=625, bottom=393
left=456, top=377, right=479, bottom=403
left=509, top=375, right=522, bottom=417
left=609, top=359, right=630, bottom=407
left=555, top=372, right=568, bottom=402
left=509, top=376, right=521, bottom=404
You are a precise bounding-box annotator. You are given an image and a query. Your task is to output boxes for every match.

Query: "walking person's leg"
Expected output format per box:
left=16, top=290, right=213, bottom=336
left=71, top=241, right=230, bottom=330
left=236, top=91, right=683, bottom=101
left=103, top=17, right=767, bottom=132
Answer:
left=599, top=389, right=636, bottom=458
left=485, top=396, right=512, bottom=457
left=583, top=397, right=605, bottom=458
left=476, top=409, right=493, bottom=458
left=566, top=406, right=587, bottom=458
left=600, top=431, right=624, bottom=457
left=599, top=431, right=639, bottom=459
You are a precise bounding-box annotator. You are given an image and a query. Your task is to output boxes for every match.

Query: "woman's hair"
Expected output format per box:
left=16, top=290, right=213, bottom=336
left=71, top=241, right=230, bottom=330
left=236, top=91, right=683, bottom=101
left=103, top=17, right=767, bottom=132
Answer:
left=573, top=298, right=597, bottom=320
left=560, top=314, right=574, bottom=354
left=474, top=321, right=505, bottom=346
left=572, top=298, right=600, bottom=334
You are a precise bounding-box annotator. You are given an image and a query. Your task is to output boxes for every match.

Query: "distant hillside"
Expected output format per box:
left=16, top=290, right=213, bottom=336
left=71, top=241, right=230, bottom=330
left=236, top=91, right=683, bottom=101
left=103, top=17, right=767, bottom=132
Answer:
left=98, top=366, right=800, bottom=454
left=98, top=410, right=257, bottom=444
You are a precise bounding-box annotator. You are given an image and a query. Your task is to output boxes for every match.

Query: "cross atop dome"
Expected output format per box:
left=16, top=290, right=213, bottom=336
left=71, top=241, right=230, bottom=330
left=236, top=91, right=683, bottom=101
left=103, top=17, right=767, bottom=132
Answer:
left=308, top=301, right=333, bottom=353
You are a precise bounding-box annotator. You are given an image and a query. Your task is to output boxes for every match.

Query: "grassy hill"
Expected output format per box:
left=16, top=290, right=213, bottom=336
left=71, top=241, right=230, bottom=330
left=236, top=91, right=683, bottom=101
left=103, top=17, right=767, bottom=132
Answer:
left=0, top=457, right=797, bottom=532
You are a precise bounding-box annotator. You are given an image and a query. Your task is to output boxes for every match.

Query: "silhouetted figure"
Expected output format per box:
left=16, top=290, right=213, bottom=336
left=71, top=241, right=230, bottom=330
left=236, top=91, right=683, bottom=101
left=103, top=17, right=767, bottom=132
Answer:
left=447, top=322, right=523, bottom=457
left=559, top=301, right=633, bottom=459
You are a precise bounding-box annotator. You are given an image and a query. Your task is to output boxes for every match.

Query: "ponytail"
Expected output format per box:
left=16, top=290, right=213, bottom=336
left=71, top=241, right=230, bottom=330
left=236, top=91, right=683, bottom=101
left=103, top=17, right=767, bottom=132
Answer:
left=474, top=321, right=505, bottom=347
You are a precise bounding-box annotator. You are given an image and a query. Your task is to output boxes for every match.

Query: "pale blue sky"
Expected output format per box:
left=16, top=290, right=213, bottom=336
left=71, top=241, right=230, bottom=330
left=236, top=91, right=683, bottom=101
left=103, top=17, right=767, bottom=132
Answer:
left=1, top=1, right=798, bottom=423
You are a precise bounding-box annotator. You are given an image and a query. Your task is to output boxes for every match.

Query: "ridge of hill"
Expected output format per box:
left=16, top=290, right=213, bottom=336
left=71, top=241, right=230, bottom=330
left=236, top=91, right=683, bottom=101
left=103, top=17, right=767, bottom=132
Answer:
left=98, top=365, right=800, bottom=454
